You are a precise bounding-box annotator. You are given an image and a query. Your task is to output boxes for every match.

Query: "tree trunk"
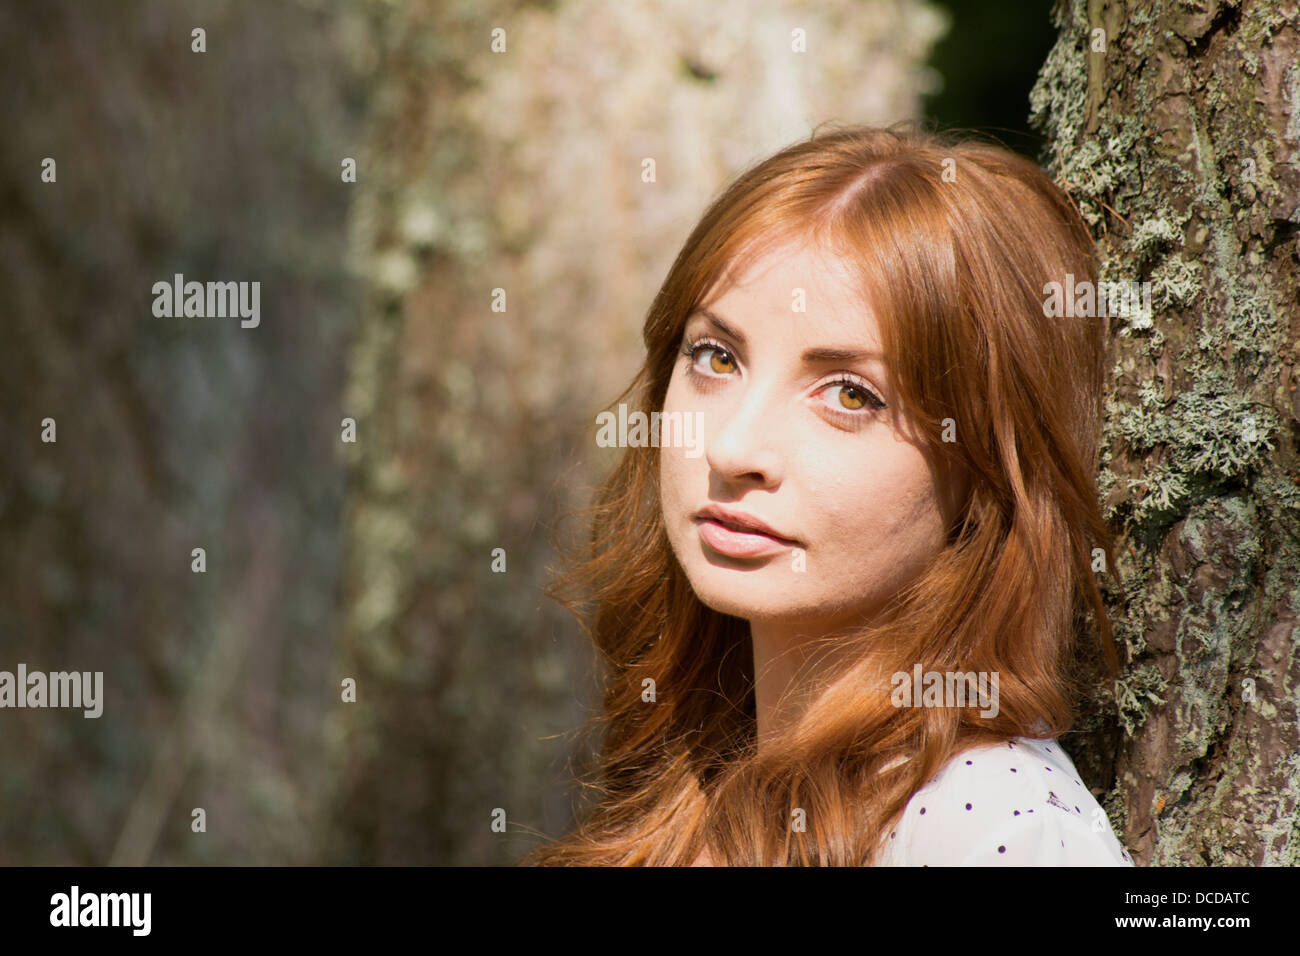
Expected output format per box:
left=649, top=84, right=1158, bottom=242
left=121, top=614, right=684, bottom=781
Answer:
left=327, top=0, right=949, bottom=864
left=1030, top=0, right=1300, bottom=865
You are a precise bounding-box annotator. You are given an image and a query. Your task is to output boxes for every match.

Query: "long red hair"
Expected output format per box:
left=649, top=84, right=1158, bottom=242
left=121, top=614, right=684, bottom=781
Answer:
left=523, top=122, right=1119, bottom=866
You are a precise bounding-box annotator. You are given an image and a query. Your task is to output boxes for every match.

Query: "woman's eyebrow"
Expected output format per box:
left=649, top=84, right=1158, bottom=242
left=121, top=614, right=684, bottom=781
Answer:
left=688, top=307, right=747, bottom=344
left=687, top=307, right=883, bottom=365
left=800, top=345, right=879, bottom=364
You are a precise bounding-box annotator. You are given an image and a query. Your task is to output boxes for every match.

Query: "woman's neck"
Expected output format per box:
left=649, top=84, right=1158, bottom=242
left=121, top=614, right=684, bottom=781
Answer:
left=749, top=616, right=863, bottom=751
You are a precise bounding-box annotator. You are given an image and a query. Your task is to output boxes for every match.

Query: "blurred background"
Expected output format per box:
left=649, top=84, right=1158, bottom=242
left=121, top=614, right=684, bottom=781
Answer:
left=0, top=0, right=1060, bottom=865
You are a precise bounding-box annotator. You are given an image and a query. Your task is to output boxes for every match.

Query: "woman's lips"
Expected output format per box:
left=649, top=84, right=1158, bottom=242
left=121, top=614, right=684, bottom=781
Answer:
left=695, top=517, right=797, bottom=559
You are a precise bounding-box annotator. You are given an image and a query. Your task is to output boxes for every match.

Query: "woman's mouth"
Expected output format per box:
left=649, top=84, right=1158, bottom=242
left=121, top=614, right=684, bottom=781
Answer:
left=694, top=516, right=798, bottom=559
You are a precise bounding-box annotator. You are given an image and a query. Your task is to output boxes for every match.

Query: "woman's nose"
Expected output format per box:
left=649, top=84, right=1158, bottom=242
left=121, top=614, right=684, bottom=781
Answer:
left=703, top=383, right=785, bottom=485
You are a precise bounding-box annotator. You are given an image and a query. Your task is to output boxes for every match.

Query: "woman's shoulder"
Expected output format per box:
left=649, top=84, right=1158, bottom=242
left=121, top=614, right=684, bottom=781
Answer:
left=875, top=735, right=1135, bottom=866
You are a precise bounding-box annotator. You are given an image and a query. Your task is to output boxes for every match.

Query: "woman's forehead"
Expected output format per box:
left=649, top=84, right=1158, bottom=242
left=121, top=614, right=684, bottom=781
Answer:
left=720, top=232, right=859, bottom=287
left=700, top=247, right=879, bottom=342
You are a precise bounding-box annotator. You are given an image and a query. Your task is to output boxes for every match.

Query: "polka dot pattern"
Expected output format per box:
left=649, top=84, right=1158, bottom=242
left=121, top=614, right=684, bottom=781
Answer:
left=875, top=736, right=1135, bottom=866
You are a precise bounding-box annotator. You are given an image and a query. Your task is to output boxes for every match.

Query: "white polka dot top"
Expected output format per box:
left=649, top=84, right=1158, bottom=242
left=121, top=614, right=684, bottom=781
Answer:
left=875, top=736, right=1135, bottom=866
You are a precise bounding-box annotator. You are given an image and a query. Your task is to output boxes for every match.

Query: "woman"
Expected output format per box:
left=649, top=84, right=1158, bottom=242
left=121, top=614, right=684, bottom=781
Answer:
left=524, top=123, right=1134, bottom=866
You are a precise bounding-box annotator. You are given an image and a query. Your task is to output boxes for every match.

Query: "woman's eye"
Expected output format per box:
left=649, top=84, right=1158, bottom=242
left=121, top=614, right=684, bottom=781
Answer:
left=706, top=349, right=737, bottom=374
left=691, top=344, right=737, bottom=375
left=821, top=381, right=884, bottom=413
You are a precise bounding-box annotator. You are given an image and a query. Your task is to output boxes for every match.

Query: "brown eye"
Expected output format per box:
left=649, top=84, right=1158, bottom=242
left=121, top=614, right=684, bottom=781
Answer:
left=838, top=385, right=867, bottom=410
left=819, top=380, right=884, bottom=416
left=709, top=349, right=736, bottom=374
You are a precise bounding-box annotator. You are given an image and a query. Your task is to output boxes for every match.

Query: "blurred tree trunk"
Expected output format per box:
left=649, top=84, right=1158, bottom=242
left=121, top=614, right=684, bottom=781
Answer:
left=1031, top=0, right=1300, bottom=864
left=0, top=0, right=363, bottom=865
left=325, top=0, right=948, bottom=864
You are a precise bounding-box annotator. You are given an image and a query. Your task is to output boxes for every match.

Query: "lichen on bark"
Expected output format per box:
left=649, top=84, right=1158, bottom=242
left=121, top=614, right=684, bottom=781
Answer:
left=1031, top=0, right=1300, bottom=865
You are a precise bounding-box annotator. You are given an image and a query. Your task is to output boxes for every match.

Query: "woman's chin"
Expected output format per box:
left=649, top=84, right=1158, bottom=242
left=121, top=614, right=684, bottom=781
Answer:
left=685, top=569, right=811, bottom=621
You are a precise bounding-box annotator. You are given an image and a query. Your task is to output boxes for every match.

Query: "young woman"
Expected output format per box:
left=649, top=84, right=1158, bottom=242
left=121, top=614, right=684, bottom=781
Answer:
left=524, top=123, right=1134, bottom=866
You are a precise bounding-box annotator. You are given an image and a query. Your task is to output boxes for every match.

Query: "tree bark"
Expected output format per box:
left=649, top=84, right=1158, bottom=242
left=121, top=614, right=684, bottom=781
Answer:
left=1030, top=0, right=1300, bottom=865
left=327, top=0, right=949, bottom=864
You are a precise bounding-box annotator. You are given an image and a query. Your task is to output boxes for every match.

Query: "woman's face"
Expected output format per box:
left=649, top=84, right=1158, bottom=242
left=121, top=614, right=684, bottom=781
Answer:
left=659, top=237, right=960, bottom=634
